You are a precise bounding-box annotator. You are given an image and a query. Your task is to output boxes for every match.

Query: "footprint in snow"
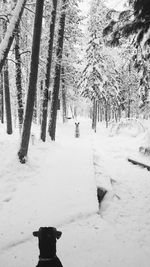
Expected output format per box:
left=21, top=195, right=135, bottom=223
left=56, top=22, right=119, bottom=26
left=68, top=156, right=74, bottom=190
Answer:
left=3, top=197, right=12, bottom=203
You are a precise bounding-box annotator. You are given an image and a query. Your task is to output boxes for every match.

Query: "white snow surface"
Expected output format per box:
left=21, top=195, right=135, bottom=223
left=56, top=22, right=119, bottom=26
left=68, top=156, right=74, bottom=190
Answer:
left=0, top=118, right=150, bottom=267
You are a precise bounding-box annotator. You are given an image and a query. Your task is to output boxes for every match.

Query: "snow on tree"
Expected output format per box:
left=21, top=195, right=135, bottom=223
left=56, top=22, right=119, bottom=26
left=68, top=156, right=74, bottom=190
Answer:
left=0, top=0, right=27, bottom=72
left=79, top=0, right=124, bottom=122
left=103, top=0, right=150, bottom=116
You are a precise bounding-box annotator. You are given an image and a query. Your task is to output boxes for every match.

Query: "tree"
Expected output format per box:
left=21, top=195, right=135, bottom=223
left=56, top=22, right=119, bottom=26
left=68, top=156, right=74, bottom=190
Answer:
left=18, top=0, right=45, bottom=163
left=60, top=0, right=84, bottom=119
left=4, top=60, right=13, bottom=134
left=15, top=27, right=24, bottom=131
left=0, top=0, right=27, bottom=72
left=40, top=0, right=58, bottom=142
left=103, top=0, right=150, bottom=116
left=48, top=0, right=67, bottom=141
left=0, top=72, right=4, bottom=123
left=2, top=11, right=13, bottom=134
left=79, top=0, right=123, bottom=127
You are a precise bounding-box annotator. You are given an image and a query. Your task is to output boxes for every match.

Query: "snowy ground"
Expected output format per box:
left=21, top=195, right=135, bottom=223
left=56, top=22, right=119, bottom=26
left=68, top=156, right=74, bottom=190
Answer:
left=0, top=117, right=150, bottom=267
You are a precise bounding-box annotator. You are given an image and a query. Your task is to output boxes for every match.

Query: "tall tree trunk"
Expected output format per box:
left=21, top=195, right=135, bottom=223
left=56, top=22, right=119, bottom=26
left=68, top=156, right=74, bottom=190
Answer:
left=40, top=0, right=58, bottom=142
left=94, top=100, right=97, bottom=132
left=97, top=101, right=100, bottom=122
left=18, top=0, right=44, bottom=163
left=61, top=66, right=67, bottom=123
left=0, top=71, right=4, bottom=124
left=127, top=89, right=131, bottom=118
left=4, top=61, right=12, bottom=134
left=39, top=80, right=43, bottom=125
left=0, top=0, right=27, bottom=72
left=105, top=99, right=108, bottom=128
left=33, top=90, right=37, bottom=123
left=48, top=0, right=67, bottom=141
left=100, top=102, right=103, bottom=122
left=15, top=27, right=24, bottom=131
left=92, top=97, right=97, bottom=132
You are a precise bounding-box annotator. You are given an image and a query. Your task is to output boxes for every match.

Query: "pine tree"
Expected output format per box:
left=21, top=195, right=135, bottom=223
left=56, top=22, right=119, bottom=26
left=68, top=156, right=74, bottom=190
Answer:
left=103, top=0, right=150, bottom=115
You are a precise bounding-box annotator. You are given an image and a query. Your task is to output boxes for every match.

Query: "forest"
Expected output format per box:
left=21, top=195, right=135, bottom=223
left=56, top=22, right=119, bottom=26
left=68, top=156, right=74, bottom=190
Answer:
left=0, top=1, right=150, bottom=266
left=0, top=0, right=149, bottom=162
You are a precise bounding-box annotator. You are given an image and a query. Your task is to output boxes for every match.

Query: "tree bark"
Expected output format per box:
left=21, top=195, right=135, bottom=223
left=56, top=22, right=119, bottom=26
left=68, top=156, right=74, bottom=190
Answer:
left=105, top=99, right=108, bottom=128
left=48, top=0, right=67, bottom=140
left=0, top=71, right=4, bottom=124
left=39, top=80, right=43, bottom=125
left=61, top=66, right=67, bottom=123
left=0, top=0, right=27, bottom=72
left=41, top=0, right=58, bottom=142
left=18, top=0, right=44, bottom=163
left=4, top=61, right=12, bottom=134
left=15, top=27, right=24, bottom=131
left=92, top=97, right=97, bottom=132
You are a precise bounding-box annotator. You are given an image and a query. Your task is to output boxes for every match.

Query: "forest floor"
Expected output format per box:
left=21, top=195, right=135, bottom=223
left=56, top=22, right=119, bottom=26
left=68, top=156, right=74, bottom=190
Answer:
left=0, top=117, right=150, bottom=267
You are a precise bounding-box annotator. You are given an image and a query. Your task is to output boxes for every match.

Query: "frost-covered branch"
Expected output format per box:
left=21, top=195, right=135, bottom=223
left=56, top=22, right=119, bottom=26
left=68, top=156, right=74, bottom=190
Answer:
left=0, top=0, right=27, bottom=72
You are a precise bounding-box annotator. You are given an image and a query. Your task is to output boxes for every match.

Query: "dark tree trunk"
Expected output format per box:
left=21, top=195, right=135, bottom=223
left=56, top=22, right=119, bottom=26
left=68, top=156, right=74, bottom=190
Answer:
left=94, top=100, right=98, bottom=132
left=39, top=80, right=43, bottom=125
left=0, top=0, right=27, bottom=72
left=97, top=101, right=100, bottom=122
left=127, top=91, right=131, bottom=118
left=33, top=90, right=37, bottom=123
left=92, top=97, right=97, bottom=132
left=15, top=27, right=24, bottom=131
left=61, top=66, right=67, bottom=123
left=40, top=0, right=58, bottom=142
left=0, top=71, right=4, bottom=124
left=18, top=0, right=44, bottom=163
left=4, top=61, right=12, bottom=134
left=48, top=0, right=67, bottom=141
left=105, top=100, right=108, bottom=128
left=100, top=102, right=103, bottom=122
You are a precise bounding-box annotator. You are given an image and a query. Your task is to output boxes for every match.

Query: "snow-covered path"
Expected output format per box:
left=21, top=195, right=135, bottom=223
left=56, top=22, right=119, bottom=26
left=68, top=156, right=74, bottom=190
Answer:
left=0, top=119, right=150, bottom=267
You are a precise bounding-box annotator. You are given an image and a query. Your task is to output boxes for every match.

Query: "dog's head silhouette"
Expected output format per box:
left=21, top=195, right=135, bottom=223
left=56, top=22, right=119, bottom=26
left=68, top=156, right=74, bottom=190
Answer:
left=33, top=227, right=62, bottom=258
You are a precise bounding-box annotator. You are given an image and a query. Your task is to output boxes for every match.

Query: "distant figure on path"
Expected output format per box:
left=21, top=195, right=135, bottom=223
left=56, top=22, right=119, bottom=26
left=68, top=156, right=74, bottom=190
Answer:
left=75, top=122, right=80, bottom=138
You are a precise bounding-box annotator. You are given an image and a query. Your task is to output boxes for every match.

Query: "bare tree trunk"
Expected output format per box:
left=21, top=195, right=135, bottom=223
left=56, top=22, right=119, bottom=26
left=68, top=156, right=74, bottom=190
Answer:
left=15, top=27, right=24, bottom=131
left=0, top=71, right=4, bottom=124
left=92, top=97, right=97, bottom=132
left=33, top=90, right=37, bottom=123
left=18, top=0, right=44, bottom=163
left=105, top=100, right=108, bottom=128
left=0, top=0, right=27, bottom=72
left=97, top=101, right=100, bottom=122
left=39, top=80, right=43, bottom=125
left=48, top=0, right=67, bottom=140
left=100, top=102, right=103, bottom=122
left=94, top=100, right=97, bottom=132
left=41, top=0, right=58, bottom=142
left=127, top=92, right=131, bottom=118
left=61, top=66, right=67, bottom=123
left=4, top=61, right=12, bottom=134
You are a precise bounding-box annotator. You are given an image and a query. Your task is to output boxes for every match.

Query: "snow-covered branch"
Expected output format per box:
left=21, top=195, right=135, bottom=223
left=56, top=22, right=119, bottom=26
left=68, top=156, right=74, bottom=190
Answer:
left=0, top=0, right=27, bottom=72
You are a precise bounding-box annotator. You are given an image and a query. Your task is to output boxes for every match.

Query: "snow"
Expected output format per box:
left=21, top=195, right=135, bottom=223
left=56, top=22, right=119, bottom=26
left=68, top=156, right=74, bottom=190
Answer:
left=0, top=117, right=150, bottom=267
left=0, top=0, right=26, bottom=63
left=105, top=0, right=127, bottom=11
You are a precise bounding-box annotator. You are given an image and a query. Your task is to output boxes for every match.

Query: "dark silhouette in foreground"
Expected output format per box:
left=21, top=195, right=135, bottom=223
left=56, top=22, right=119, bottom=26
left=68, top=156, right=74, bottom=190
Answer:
left=33, top=227, right=63, bottom=267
